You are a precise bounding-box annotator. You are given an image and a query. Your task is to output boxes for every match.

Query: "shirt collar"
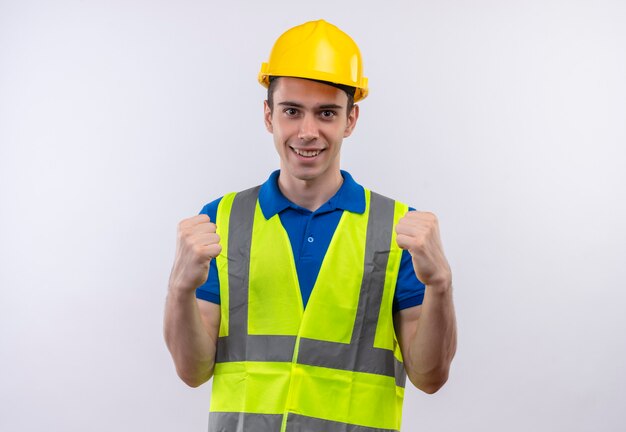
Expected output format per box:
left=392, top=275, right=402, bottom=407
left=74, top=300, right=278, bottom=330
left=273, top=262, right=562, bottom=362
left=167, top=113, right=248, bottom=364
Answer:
left=258, top=170, right=366, bottom=219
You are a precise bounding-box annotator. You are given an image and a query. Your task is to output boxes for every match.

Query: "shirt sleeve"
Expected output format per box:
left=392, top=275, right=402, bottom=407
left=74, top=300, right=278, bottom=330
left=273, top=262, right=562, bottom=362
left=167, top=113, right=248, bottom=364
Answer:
left=195, top=197, right=223, bottom=304
left=393, top=206, right=426, bottom=312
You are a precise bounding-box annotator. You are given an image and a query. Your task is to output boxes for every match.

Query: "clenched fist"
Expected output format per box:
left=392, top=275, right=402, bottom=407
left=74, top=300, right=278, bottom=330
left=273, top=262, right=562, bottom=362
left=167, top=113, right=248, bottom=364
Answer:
left=395, top=211, right=451, bottom=288
left=168, top=214, right=222, bottom=293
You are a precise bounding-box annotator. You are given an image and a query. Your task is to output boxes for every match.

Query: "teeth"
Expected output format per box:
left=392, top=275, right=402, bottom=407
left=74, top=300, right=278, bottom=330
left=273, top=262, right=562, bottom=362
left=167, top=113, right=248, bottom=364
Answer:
left=293, top=148, right=321, bottom=157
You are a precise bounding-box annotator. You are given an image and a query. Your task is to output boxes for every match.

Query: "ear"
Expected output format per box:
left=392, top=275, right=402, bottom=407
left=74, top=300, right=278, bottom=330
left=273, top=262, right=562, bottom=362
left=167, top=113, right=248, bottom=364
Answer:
left=343, top=104, right=359, bottom=138
left=263, top=100, right=273, bottom=133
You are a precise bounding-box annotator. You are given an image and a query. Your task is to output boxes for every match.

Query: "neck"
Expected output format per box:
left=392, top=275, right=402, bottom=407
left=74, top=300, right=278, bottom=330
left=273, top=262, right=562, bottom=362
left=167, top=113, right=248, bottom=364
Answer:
left=277, top=170, right=343, bottom=212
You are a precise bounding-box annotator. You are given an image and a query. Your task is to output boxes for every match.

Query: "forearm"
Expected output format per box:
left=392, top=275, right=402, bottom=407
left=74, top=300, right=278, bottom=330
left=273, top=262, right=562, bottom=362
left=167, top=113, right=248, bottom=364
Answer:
left=163, top=287, right=217, bottom=387
left=405, top=281, right=457, bottom=393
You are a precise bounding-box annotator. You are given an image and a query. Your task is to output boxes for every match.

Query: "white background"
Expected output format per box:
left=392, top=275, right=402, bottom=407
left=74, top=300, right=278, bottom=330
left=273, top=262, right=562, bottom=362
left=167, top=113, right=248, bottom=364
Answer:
left=1, top=0, right=625, bottom=431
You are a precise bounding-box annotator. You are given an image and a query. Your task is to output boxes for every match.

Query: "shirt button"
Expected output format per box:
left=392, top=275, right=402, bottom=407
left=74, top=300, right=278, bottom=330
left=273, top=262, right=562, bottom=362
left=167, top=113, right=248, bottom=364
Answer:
left=307, top=236, right=314, bottom=243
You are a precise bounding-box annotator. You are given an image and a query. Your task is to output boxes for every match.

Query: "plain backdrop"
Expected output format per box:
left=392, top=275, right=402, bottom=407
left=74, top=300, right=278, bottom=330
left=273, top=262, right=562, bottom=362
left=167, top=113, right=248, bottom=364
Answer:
left=1, top=0, right=625, bottom=431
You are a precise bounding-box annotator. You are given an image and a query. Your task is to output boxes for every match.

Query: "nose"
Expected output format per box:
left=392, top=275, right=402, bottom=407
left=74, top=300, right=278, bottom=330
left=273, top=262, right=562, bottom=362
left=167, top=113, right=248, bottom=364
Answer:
left=298, top=113, right=319, bottom=142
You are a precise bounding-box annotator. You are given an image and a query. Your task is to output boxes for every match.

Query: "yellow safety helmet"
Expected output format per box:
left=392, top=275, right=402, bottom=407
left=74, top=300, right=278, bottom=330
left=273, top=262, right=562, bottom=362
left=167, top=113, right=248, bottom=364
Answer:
left=258, top=19, right=368, bottom=102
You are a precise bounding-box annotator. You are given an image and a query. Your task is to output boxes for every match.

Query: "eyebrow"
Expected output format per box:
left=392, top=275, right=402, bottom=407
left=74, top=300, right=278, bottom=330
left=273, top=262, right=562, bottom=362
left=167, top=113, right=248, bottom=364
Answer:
left=277, top=101, right=344, bottom=110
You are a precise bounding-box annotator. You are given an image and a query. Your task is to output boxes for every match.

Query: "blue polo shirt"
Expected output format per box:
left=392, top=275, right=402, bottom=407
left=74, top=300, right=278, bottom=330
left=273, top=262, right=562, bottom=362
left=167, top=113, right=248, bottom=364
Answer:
left=195, top=170, right=425, bottom=312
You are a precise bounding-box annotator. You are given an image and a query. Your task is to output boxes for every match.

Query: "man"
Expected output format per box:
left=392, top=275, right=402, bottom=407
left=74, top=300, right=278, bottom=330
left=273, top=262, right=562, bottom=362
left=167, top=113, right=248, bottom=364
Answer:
left=164, top=19, right=456, bottom=432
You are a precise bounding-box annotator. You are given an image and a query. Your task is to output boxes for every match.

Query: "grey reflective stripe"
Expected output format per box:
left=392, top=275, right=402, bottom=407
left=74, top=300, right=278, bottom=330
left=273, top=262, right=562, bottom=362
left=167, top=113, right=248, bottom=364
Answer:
left=286, top=413, right=399, bottom=432
left=297, top=338, right=406, bottom=388
left=210, top=189, right=290, bottom=432
left=209, top=412, right=400, bottom=432
left=297, top=192, right=406, bottom=388
left=215, top=187, right=405, bottom=387
left=209, top=412, right=282, bottom=432
left=216, top=334, right=296, bottom=362
left=226, top=186, right=259, bottom=335
left=394, top=357, right=407, bottom=388
left=215, top=186, right=298, bottom=363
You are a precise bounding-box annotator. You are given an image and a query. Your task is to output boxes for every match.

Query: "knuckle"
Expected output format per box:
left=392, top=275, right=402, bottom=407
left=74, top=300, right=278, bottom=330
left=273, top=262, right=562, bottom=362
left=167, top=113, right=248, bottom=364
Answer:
left=424, top=211, right=437, bottom=222
left=177, top=228, right=189, bottom=242
left=208, top=244, right=222, bottom=258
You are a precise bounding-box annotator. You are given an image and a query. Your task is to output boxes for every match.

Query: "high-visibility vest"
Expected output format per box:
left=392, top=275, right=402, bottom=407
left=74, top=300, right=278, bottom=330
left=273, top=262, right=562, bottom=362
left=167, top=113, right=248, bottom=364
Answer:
left=209, top=185, right=409, bottom=432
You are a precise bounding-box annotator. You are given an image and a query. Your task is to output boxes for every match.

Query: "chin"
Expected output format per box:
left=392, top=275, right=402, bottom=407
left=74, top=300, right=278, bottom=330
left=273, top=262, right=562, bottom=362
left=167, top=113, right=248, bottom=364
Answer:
left=285, top=166, right=323, bottom=182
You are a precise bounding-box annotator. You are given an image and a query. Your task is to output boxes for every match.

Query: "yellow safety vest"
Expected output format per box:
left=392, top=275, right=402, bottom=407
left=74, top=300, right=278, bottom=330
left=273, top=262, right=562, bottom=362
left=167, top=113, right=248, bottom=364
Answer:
left=209, top=186, right=409, bottom=432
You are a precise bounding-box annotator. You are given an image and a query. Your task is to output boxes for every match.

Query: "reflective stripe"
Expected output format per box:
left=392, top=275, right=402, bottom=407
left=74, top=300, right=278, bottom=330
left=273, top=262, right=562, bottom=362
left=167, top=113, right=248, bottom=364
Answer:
left=226, top=186, right=260, bottom=336
left=394, top=357, right=407, bottom=388
left=297, top=338, right=406, bottom=388
left=216, top=186, right=298, bottom=363
left=215, top=186, right=285, bottom=363
left=296, top=192, right=406, bottom=388
left=208, top=412, right=399, bottom=432
left=209, top=412, right=282, bottom=432
left=216, top=334, right=296, bottom=362
left=354, top=191, right=396, bottom=347
left=286, top=413, right=399, bottom=432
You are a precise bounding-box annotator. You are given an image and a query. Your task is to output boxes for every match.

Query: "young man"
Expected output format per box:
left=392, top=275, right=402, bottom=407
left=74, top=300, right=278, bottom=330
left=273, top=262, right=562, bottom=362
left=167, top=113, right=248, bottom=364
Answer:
left=164, top=20, right=456, bottom=432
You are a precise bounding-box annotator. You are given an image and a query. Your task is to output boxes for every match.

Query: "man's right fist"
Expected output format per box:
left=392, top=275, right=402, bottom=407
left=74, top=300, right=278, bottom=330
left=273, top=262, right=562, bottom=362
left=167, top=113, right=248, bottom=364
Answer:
left=168, top=214, right=222, bottom=293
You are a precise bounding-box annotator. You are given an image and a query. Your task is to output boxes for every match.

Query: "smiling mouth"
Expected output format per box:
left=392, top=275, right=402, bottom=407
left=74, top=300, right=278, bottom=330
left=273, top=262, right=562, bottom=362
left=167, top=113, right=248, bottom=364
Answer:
left=291, top=147, right=324, bottom=158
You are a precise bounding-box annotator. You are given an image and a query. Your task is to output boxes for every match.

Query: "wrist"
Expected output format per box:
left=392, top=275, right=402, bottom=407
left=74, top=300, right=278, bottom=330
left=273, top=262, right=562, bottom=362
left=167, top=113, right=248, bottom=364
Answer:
left=426, top=275, right=453, bottom=296
left=167, top=282, right=197, bottom=301
left=168, top=270, right=202, bottom=295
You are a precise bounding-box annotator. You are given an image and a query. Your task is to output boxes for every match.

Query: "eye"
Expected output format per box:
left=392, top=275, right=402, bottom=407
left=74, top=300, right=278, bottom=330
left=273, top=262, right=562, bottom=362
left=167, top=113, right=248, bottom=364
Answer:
left=320, top=110, right=337, bottom=119
left=283, top=108, right=299, bottom=117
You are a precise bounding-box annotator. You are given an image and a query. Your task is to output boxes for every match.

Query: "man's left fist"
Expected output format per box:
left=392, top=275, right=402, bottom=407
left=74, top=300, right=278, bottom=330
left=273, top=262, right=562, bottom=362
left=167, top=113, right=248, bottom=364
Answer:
left=395, top=211, right=452, bottom=288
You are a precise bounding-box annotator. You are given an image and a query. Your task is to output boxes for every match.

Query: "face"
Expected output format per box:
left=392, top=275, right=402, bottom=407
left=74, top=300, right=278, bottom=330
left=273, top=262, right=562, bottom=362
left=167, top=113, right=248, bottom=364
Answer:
left=264, top=77, right=359, bottom=185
